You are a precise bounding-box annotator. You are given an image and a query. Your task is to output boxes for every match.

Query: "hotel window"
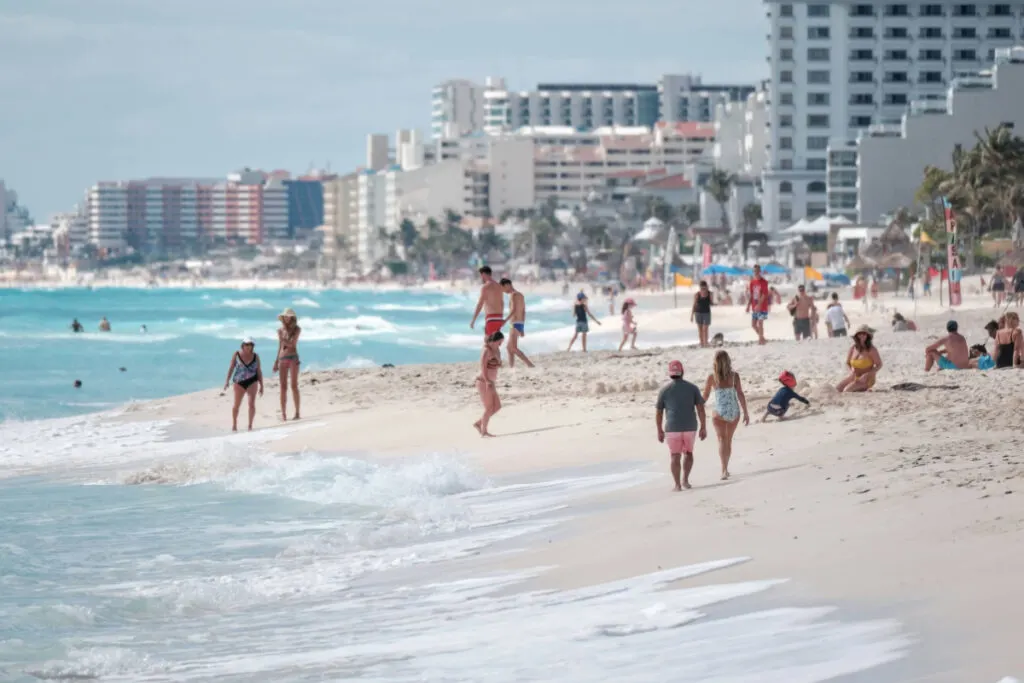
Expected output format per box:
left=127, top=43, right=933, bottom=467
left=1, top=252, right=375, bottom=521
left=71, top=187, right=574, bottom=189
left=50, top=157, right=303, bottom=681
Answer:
left=884, top=93, right=909, bottom=105
left=885, top=71, right=909, bottom=82
left=919, top=48, right=943, bottom=60
left=885, top=26, right=910, bottom=38
left=779, top=203, right=793, bottom=221
left=779, top=92, right=794, bottom=105
left=780, top=159, right=794, bottom=170
left=920, top=71, right=945, bottom=83
left=807, top=114, right=830, bottom=128
left=780, top=136, right=794, bottom=149
left=779, top=48, right=794, bottom=61
left=807, top=4, right=830, bottom=16
left=808, top=70, right=831, bottom=84
left=954, top=48, right=978, bottom=60
left=885, top=49, right=910, bottom=60
left=850, top=115, right=873, bottom=127
left=806, top=159, right=827, bottom=171
left=953, top=27, right=978, bottom=38
left=850, top=71, right=874, bottom=83
left=780, top=70, right=793, bottom=83
left=807, top=136, right=830, bottom=150
left=885, top=4, right=910, bottom=15
left=808, top=47, right=831, bottom=61
left=850, top=93, right=874, bottom=105
left=851, top=48, right=874, bottom=61
left=808, top=92, right=831, bottom=105
left=780, top=114, right=793, bottom=127
left=988, top=27, right=1013, bottom=38
left=920, top=3, right=944, bottom=14
left=989, top=3, right=1012, bottom=14
left=807, top=26, right=831, bottom=39
left=850, top=4, right=875, bottom=16
left=952, top=4, right=977, bottom=15
left=780, top=3, right=794, bottom=15
left=780, top=182, right=793, bottom=194
left=920, top=26, right=944, bottom=38
left=779, top=26, right=794, bottom=39
left=851, top=26, right=875, bottom=38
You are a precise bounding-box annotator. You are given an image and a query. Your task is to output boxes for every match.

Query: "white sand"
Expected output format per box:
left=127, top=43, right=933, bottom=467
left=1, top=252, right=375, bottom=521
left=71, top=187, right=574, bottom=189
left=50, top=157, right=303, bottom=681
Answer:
left=125, top=288, right=1024, bottom=681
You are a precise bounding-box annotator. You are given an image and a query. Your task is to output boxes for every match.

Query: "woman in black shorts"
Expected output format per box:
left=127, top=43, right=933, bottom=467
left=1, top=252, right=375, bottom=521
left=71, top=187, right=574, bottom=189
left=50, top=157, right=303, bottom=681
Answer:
left=691, top=280, right=713, bottom=347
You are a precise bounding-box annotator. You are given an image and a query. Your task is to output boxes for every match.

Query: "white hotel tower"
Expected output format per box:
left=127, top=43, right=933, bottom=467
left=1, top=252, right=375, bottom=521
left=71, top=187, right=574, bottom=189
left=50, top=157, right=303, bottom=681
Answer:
left=762, top=0, right=1024, bottom=229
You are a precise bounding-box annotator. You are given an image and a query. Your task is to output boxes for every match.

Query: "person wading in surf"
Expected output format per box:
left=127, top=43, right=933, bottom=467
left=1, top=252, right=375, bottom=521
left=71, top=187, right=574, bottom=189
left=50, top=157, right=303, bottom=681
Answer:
left=470, top=266, right=505, bottom=339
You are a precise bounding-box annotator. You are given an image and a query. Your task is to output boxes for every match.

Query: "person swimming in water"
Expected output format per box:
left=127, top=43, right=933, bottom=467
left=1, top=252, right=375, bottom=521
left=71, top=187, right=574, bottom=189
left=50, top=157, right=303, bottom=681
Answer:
left=98, top=317, right=111, bottom=332
left=474, top=331, right=504, bottom=437
left=274, top=308, right=302, bottom=420
left=70, top=319, right=83, bottom=333
left=836, top=325, right=883, bottom=392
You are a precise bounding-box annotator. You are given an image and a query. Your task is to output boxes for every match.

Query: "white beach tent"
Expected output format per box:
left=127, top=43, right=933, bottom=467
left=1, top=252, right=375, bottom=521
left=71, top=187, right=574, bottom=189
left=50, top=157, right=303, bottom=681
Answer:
left=781, top=215, right=853, bottom=237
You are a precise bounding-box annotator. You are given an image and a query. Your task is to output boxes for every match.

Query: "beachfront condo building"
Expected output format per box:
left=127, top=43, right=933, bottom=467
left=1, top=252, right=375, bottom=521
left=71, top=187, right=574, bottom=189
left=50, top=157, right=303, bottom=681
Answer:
left=431, top=79, right=486, bottom=139
left=761, top=0, right=1024, bottom=230
left=85, top=170, right=288, bottom=254
left=432, top=74, right=755, bottom=137
left=1, top=179, right=32, bottom=243
left=855, top=46, right=1024, bottom=222
left=712, top=82, right=772, bottom=178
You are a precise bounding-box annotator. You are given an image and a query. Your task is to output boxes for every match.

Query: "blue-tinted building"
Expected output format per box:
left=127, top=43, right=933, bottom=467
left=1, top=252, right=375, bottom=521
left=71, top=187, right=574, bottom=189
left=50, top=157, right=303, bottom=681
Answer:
left=284, top=179, right=325, bottom=236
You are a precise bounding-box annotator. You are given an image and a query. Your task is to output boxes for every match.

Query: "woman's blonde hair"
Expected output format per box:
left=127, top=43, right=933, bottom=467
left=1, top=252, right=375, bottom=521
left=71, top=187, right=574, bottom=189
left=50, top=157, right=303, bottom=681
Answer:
left=1006, top=311, right=1020, bottom=326
left=713, top=350, right=732, bottom=385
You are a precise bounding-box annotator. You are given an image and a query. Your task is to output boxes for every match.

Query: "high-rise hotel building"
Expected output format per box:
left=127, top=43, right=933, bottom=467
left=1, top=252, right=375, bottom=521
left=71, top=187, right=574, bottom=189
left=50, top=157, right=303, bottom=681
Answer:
left=762, top=0, right=1024, bottom=228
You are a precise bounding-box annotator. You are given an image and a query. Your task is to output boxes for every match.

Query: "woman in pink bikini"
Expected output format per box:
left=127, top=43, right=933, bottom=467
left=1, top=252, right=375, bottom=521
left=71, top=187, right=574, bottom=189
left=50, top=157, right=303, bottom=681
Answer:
left=474, top=331, right=504, bottom=437
left=618, top=298, right=638, bottom=352
left=274, top=308, right=302, bottom=421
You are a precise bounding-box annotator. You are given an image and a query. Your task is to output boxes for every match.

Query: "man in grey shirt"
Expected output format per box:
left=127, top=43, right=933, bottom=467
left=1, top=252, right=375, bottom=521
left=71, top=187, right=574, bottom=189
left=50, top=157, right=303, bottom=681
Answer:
left=656, top=360, right=707, bottom=490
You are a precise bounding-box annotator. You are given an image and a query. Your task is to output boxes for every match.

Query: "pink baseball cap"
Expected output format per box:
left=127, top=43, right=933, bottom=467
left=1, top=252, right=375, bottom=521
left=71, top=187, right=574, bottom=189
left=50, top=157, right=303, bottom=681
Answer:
left=667, top=360, right=684, bottom=377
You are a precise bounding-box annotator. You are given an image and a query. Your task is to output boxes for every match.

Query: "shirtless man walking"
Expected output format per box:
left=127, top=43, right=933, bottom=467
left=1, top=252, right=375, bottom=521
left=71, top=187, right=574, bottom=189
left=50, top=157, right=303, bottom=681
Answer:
left=500, top=277, right=534, bottom=368
left=788, top=285, right=816, bottom=341
left=470, top=266, right=504, bottom=338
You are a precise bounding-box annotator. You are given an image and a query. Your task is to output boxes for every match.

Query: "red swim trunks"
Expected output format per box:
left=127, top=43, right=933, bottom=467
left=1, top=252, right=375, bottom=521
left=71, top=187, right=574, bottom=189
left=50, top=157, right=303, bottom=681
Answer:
left=484, top=316, right=504, bottom=336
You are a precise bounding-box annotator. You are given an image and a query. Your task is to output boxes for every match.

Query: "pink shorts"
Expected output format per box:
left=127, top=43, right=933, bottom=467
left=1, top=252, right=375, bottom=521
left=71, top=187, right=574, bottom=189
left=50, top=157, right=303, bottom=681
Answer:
left=665, top=431, right=696, bottom=454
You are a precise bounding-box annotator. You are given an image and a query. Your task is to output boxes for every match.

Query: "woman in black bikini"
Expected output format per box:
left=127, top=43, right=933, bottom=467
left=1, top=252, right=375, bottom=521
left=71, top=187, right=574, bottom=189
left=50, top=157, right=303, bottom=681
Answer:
left=994, top=311, right=1023, bottom=368
left=224, top=337, right=264, bottom=432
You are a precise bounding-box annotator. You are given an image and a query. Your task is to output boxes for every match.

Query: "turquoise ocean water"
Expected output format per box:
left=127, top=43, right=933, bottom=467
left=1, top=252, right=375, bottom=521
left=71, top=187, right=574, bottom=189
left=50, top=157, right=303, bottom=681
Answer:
left=0, top=286, right=941, bottom=681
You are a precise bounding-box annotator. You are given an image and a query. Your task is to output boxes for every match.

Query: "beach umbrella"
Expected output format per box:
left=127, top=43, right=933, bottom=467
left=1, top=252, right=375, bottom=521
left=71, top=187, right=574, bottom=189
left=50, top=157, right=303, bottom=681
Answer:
left=702, top=264, right=731, bottom=275
left=823, top=272, right=851, bottom=285
left=804, top=266, right=824, bottom=281
left=761, top=263, right=788, bottom=275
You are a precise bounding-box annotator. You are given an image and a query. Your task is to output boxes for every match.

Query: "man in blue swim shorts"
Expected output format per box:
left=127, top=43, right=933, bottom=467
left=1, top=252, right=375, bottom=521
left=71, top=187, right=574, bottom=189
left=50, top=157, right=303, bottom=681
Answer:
left=500, top=278, right=534, bottom=368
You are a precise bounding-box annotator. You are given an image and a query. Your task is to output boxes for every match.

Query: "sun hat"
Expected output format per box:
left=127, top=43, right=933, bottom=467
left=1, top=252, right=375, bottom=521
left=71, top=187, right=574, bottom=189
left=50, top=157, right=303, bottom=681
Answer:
left=241, top=336, right=255, bottom=346
left=854, top=324, right=876, bottom=336
left=278, top=308, right=297, bottom=321
left=779, top=370, right=796, bottom=388
left=667, top=360, right=684, bottom=377
left=624, top=298, right=637, bottom=306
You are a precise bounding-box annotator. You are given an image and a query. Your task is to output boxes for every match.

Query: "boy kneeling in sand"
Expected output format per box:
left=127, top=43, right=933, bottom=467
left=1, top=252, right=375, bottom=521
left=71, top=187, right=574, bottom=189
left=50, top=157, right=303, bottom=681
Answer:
left=655, top=360, right=707, bottom=490
left=762, top=371, right=811, bottom=422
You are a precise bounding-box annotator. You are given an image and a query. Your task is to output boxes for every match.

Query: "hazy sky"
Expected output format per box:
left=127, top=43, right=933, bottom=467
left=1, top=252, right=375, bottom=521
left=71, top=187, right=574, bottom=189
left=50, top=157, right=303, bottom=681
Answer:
left=0, top=0, right=767, bottom=219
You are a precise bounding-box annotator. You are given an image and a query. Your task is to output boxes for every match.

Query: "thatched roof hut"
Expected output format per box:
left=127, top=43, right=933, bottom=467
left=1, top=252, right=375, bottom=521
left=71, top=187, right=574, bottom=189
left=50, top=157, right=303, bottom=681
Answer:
left=861, top=220, right=916, bottom=262
left=846, top=254, right=876, bottom=271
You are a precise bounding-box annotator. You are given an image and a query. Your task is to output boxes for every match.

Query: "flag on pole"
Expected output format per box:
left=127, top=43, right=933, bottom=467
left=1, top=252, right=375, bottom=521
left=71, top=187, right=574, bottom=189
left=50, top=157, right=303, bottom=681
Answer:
left=941, top=197, right=962, bottom=306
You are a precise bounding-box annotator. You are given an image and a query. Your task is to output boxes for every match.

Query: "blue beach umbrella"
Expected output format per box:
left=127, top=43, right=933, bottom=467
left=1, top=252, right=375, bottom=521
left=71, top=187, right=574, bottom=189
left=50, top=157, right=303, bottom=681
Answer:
left=761, top=263, right=788, bottom=275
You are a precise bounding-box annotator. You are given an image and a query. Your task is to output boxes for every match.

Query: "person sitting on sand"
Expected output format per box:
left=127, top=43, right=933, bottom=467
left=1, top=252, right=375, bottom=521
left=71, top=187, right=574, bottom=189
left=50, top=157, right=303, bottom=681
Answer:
left=969, top=344, right=996, bottom=370
left=762, top=370, right=810, bottom=422
left=924, top=320, right=970, bottom=371
left=474, top=331, right=504, bottom=437
left=618, top=298, right=638, bottom=352
left=892, top=312, right=917, bottom=332
left=993, top=311, right=1024, bottom=368
left=500, top=277, right=534, bottom=369
left=223, top=337, right=264, bottom=432
left=274, top=308, right=302, bottom=421
left=98, top=317, right=111, bottom=332
left=985, top=319, right=1001, bottom=341
left=656, top=360, right=707, bottom=491
left=568, top=293, right=602, bottom=352
left=836, top=325, right=883, bottom=392
left=700, top=351, right=748, bottom=481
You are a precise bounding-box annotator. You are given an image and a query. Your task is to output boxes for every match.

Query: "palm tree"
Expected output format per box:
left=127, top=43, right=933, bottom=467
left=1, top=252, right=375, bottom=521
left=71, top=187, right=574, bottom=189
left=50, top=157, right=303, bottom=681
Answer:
left=706, top=168, right=736, bottom=232
left=741, top=202, right=762, bottom=233
left=678, top=203, right=701, bottom=227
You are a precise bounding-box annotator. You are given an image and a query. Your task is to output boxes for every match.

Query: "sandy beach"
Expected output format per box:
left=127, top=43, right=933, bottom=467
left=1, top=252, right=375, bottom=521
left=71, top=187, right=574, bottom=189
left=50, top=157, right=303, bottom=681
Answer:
left=115, top=286, right=1024, bottom=681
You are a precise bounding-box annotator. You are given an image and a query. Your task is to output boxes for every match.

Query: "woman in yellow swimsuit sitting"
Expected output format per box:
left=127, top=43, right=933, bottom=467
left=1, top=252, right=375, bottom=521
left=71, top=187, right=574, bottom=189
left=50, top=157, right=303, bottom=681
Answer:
left=836, top=324, right=883, bottom=392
